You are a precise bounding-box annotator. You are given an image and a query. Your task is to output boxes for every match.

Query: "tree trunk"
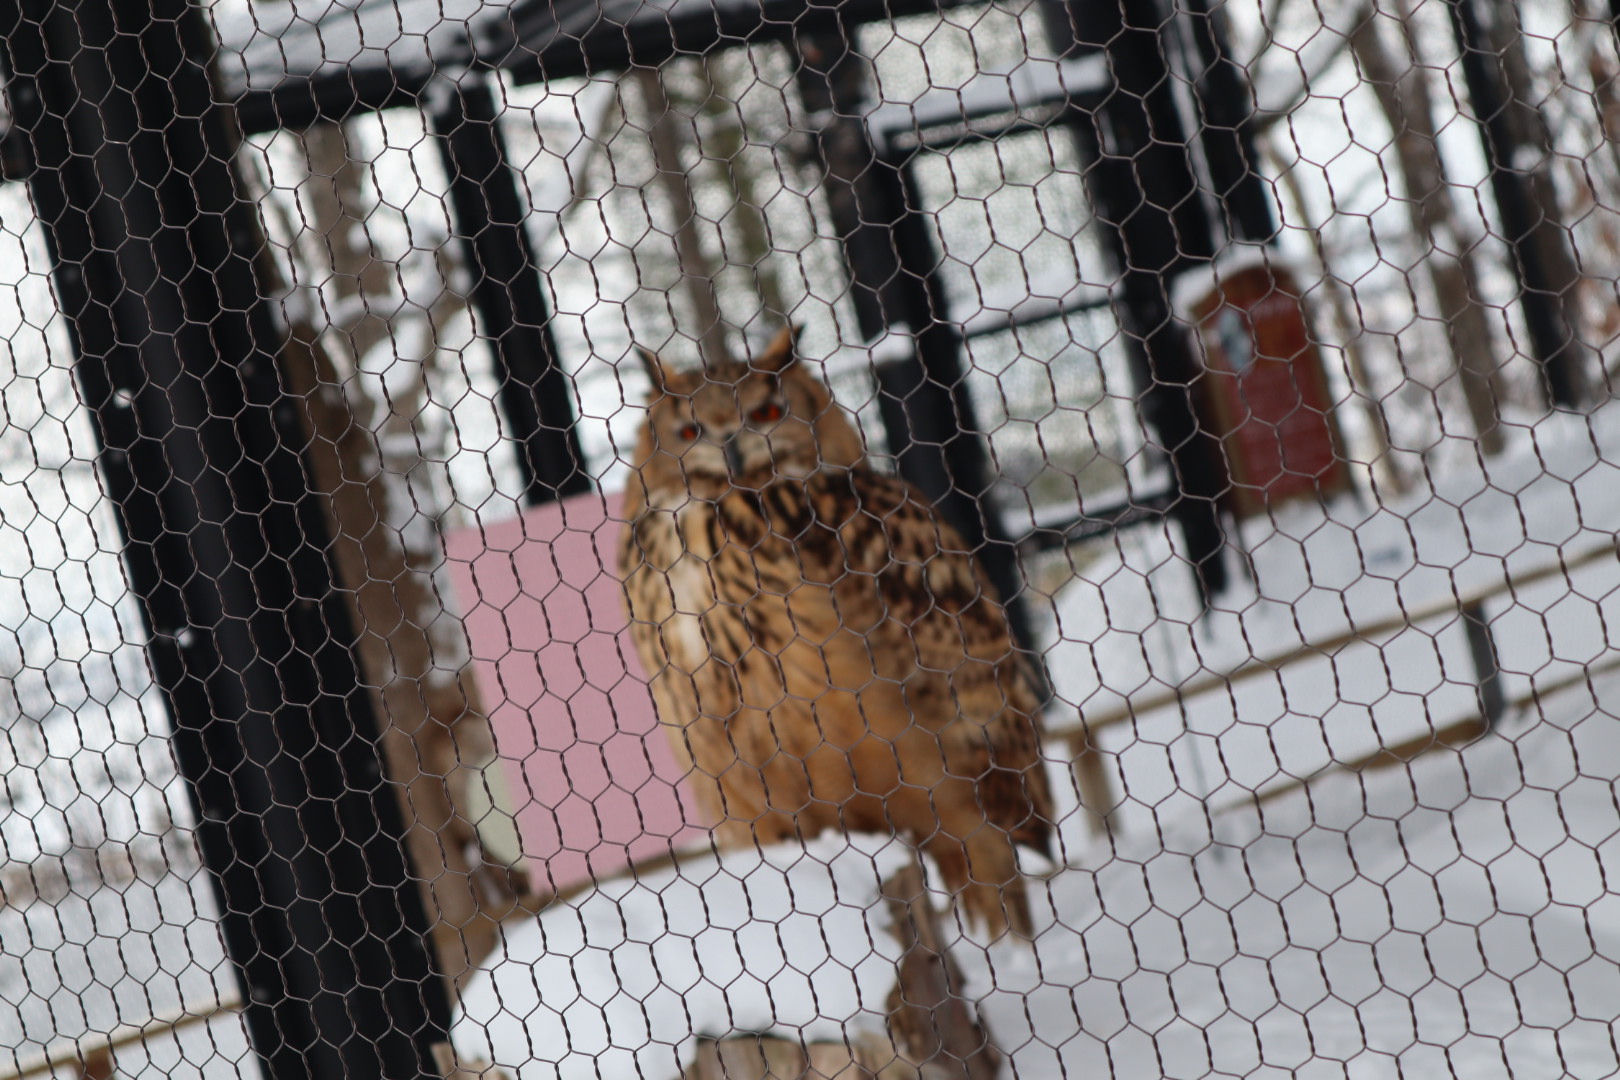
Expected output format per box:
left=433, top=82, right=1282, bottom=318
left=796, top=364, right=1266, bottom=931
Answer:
left=267, top=123, right=529, bottom=985
left=632, top=67, right=732, bottom=367
left=1261, top=139, right=1406, bottom=495
left=1445, top=0, right=1590, bottom=405
left=1349, top=3, right=1505, bottom=452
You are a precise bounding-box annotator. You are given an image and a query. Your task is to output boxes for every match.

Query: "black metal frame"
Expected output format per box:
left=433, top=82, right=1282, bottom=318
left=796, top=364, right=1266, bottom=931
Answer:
left=1039, top=0, right=1234, bottom=597
left=434, top=73, right=592, bottom=506
left=791, top=20, right=1047, bottom=665
left=1446, top=0, right=1589, bottom=407
left=0, top=1, right=1280, bottom=1079
left=0, top=1, right=453, bottom=1080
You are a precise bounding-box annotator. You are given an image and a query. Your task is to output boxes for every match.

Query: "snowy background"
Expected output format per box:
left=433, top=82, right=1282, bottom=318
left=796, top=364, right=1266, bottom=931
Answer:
left=8, top=0, right=1620, bottom=1077
left=451, top=401, right=1620, bottom=1080
left=458, top=632, right=1620, bottom=1080
left=456, top=657, right=1620, bottom=1080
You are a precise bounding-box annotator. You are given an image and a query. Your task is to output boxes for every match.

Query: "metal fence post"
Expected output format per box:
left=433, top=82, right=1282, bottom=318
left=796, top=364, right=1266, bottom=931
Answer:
left=1446, top=0, right=1590, bottom=408
left=1177, top=0, right=1277, bottom=246
left=1461, top=601, right=1506, bottom=727
left=0, top=0, right=455, bottom=1077
left=433, top=73, right=592, bottom=506
left=1040, top=0, right=1231, bottom=600
left=791, top=23, right=1047, bottom=673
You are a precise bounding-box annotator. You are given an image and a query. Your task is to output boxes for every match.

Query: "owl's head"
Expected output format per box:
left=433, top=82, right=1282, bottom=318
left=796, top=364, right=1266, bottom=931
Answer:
left=629, top=325, right=865, bottom=503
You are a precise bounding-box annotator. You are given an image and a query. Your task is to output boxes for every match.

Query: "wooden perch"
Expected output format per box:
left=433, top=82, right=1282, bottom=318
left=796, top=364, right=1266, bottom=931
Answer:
left=881, top=860, right=1002, bottom=1080
left=681, top=1035, right=894, bottom=1080
left=677, top=856, right=1001, bottom=1080
left=71, top=1045, right=113, bottom=1080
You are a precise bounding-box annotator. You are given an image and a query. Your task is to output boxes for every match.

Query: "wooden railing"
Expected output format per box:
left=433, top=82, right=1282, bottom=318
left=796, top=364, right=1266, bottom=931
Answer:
left=1060, top=540, right=1620, bottom=832
left=1, top=995, right=241, bottom=1080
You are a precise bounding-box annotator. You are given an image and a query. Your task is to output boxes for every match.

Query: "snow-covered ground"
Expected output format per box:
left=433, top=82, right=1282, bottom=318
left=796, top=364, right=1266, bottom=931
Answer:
left=13, top=406, right=1620, bottom=1080
left=1045, top=400, right=1620, bottom=836
left=981, top=671, right=1620, bottom=1080
left=13, top=401, right=1620, bottom=1080
left=454, top=404, right=1620, bottom=1080
left=0, top=873, right=251, bottom=1080
left=454, top=835, right=914, bottom=1080
left=456, top=660, right=1620, bottom=1080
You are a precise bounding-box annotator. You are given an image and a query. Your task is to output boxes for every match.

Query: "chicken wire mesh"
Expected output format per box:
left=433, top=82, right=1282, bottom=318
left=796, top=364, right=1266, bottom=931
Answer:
left=5, top=0, right=1620, bottom=1078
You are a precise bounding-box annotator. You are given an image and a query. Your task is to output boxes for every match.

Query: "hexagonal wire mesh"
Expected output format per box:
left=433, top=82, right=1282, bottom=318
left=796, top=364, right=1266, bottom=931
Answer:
left=4, top=0, right=1620, bottom=1077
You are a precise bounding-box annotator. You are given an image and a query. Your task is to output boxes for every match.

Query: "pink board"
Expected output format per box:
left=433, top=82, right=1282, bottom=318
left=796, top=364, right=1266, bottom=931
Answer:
left=443, top=491, right=710, bottom=895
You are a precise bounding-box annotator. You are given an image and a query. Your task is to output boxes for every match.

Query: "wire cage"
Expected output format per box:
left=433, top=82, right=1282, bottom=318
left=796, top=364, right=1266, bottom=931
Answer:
left=4, top=0, right=1620, bottom=1078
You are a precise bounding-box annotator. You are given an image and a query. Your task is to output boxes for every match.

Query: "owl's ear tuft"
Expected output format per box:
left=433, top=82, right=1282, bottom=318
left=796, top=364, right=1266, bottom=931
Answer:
left=752, top=323, right=803, bottom=374
left=635, top=347, right=673, bottom=395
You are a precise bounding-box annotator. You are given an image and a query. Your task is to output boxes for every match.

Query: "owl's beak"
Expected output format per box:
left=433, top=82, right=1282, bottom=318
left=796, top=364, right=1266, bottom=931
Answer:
left=722, top=439, right=747, bottom=477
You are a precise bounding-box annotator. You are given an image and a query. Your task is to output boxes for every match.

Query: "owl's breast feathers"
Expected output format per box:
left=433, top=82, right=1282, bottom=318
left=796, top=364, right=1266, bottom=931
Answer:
left=619, top=466, right=1055, bottom=861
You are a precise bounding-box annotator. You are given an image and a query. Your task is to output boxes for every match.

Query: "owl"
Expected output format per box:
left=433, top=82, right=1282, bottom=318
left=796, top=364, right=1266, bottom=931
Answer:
left=618, top=325, right=1055, bottom=937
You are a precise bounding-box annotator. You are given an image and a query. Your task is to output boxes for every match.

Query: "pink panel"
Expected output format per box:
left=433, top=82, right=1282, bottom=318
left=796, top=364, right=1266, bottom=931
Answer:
left=443, top=491, right=711, bottom=895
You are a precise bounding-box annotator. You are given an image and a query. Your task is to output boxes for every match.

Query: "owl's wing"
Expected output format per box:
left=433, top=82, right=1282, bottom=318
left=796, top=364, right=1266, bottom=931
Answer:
left=807, top=468, right=1056, bottom=854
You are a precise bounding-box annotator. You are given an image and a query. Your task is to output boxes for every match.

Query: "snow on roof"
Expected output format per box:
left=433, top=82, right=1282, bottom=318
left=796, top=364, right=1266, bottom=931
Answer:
left=452, top=833, right=915, bottom=1080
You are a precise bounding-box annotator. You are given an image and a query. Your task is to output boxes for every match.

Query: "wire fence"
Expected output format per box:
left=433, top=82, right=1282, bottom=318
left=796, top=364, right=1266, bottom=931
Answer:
left=4, top=0, right=1620, bottom=1078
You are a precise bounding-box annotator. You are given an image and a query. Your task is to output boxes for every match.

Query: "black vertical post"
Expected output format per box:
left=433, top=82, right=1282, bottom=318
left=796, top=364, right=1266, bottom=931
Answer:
left=792, top=24, right=1046, bottom=666
left=0, top=0, right=453, bottom=1077
left=1446, top=0, right=1589, bottom=407
left=1041, top=0, right=1230, bottom=598
left=1461, top=600, right=1506, bottom=727
left=1177, top=0, right=1277, bottom=245
left=434, top=73, right=591, bottom=506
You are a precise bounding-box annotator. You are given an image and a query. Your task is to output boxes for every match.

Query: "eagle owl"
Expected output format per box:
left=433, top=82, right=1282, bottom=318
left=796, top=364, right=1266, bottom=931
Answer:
left=618, top=326, right=1055, bottom=937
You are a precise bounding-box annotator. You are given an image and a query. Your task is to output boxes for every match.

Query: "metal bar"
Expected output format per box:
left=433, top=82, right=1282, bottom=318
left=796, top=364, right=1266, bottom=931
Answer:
left=1016, top=491, right=1178, bottom=555
left=792, top=30, right=903, bottom=346
left=1059, top=539, right=1618, bottom=745
left=433, top=74, right=590, bottom=505
left=791, top=23, right=1047, bottom=682
left=1461, top=600, right=1506, bottom=727
left=225, top=0, right=985, bottom=136
left=1445, top=0, right=1589, bottom=407
left=959, top=294, right=1115, bottom=342
left=1176, top=0, right=1277, bottom=244
left=1039, top=0, right=1230, bottom=600
left=0, top=0, right=454, bottom=1077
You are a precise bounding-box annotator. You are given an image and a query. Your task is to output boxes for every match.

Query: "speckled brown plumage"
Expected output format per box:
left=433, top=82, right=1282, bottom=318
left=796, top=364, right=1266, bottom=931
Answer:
left=618, top=326, right=1055, bottom=937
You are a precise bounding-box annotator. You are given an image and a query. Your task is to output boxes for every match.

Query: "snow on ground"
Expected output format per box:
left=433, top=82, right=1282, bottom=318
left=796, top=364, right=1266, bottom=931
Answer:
left=453, top=834, right=915, bottom=1080
left=977, top=666, right=1620, bottom=1080
left=0, top=872, right=251, bottom=1079
left=456, top=663, right=1620, bottom=1080
left=1046, top=401, right=1620, bottom=833
left=455, top=406, right=1620, bottom=1080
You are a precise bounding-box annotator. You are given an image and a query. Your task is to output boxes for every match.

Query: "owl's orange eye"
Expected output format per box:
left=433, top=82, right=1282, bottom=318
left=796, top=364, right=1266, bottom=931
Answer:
left=676, top=423, right=699, bottom=442
left=750, top=401, right=785, bottom=425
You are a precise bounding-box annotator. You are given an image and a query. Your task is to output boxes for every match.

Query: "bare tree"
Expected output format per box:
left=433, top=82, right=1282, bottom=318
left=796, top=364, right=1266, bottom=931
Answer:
left=631, top=67, right=733, bottom=366
left=253, top=122, right=528, bottom=982
left=0, top=622, right=192, bottom=908
left=1447, top=0, right=1590, bottom=405
left=1349, top=1, right=1505, bottom=452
